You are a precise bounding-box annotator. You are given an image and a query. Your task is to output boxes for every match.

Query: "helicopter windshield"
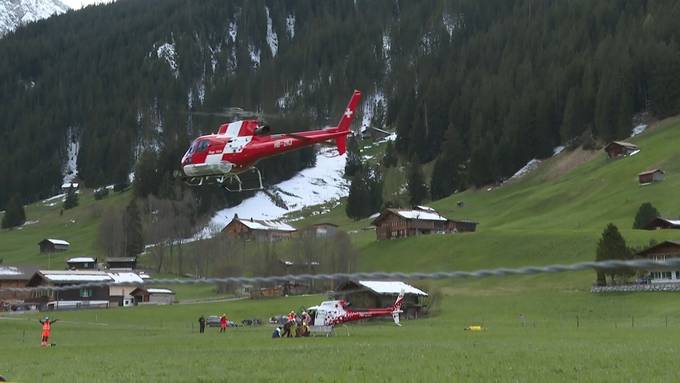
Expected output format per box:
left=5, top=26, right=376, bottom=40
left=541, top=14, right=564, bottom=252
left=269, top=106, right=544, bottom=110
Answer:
left=186, top=139, right=209, bottom=156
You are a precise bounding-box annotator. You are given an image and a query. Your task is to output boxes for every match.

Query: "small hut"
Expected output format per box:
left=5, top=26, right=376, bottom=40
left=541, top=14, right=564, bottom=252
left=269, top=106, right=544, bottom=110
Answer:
left=130, top=287, right=175, bottom=305
left=604, top=141, right=639, bottom=158
left=38, top=239, right=70, bottom=253
left=66, top=257, right=97, bottom=270
left=638, top=169, right=665, bottom=185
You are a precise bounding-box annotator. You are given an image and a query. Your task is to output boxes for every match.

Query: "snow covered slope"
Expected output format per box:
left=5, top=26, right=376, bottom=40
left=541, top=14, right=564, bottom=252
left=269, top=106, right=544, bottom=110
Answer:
left=194, top=147, right=349, bottom=239
left=0, top=0, right=69, bottom=36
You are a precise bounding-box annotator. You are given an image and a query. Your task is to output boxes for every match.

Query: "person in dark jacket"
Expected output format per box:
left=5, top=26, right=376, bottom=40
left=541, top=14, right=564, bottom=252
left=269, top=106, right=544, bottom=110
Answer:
left=198, top=315, right=206, bottom=333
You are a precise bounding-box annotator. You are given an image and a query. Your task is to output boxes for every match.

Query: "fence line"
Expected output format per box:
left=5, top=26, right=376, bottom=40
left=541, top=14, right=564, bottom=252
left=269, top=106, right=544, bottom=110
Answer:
left=2, top=257, right=679, bottom=293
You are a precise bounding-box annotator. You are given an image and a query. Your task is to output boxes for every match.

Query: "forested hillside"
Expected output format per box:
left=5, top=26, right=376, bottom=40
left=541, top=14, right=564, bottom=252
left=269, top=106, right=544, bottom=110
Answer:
left=1, top=0, right=680, bottom=210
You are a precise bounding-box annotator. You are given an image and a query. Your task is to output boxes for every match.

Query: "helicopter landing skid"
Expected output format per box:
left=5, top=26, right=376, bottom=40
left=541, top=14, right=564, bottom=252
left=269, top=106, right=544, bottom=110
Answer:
left=184, top=168, right=264, bottom=192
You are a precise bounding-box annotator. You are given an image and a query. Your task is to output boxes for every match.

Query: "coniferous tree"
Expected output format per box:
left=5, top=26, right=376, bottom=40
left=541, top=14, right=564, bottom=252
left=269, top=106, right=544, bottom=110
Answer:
left=633, top=202, right=660, bottom=229
left=63, top=187, right=79, bottom=210
left=595, top=223, right=631, bottom=285
left=344, top=136, right=362, bottom=178
left=124, top=200, right=144, bottom=257
left=382, top=141, right=398, bottom=168
left=345, top=170, right=371, bottom=220
left=1, top=195, right=26, bottom=229
left=407, top=161, right=428, bottom=206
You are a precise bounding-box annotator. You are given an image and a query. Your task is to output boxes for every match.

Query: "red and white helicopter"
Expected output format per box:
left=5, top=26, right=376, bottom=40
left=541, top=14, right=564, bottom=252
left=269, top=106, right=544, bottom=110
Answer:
left=181, top=90, right=362, bottom=191
left=307, top=290, right=405, bottom=330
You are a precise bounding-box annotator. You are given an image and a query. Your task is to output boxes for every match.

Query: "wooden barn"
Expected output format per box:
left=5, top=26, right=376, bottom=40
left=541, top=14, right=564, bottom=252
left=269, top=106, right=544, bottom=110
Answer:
left=0, top=266, right=36, bottom=302
left=26, top=270, right=112, bottom=310
left=336, top=280, right=428, bottom=319
left=637, top=241, right=680, bottom=283
left=222, top=215, right=296, bottom=241
left=105, top=257, right=137, bottom=270
left=642, top=217, right=680, bottom=230
left=371, top=206, right=477, bottom=240
left=130, top=287, right=175, bottom=305
left=66, top=257, right=97, bottom=270
left=604, top=141, right=639, bottom=158
left=302, top=223, right=338, bottom=238
left=38, top=238, right=70, bottom=253
left=638, top=169, right=665, bottom=185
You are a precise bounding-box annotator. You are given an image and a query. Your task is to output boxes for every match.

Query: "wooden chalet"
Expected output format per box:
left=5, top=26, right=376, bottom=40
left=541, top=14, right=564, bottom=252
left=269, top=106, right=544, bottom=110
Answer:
left=0, top=266, right=36, bottom=302
left=371, top=206, right=477, bottom=240
left=336, top=280, right=428, bottom=319
left=638, top=169, right=665, bottom=185
left=106, top=257, right=137, bottom=270
left=222, top=215, right=296, bottom=241
left=129, top=287, right=175, bottom=305
left=26, top=270, right=112, bottom=310
left=66, top=257, right=97, bottom=270
left=38, top=238, right=70, bottom=253
left=642, top=217, right=680, bottom=230
left=604, top=141, right=639, bottom=158
left=637, top=241, right=680, bottom=283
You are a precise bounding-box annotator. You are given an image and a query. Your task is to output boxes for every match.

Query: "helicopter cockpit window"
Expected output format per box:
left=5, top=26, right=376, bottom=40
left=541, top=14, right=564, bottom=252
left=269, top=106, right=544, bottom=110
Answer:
left=196, top=140, right=209, bottom=152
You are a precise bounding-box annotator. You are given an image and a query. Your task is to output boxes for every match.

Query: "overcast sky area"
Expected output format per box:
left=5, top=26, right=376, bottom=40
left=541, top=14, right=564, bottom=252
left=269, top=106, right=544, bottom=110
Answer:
left=60, top=0, right=116, bottom=9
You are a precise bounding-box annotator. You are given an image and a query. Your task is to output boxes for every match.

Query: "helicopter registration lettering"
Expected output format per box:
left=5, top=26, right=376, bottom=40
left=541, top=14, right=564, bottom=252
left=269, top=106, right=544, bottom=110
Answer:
left=274, top=139, right=293, bottom=149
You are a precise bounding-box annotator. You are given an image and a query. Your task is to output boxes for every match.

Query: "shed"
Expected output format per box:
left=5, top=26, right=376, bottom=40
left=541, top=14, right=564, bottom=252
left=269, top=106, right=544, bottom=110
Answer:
left=371, top=206, right=477, bottom=240
left=26, top=270, right=111, bottom=310
left=38, top=239, right=70, bottom=253
left=638, top=169, right=665, bottom=185
left=130, top=287, right=175, bottom=305
left=222, top=215, right=296, bottom=241
left=67, top=257, right=97, bottom=270
left=0, top=265, right=36, bottom=301
left=303, top=223, right=339, bottom=238
left=604, top=141, right=639, bottom=158
left=637, top=241, right=680, bottom=283
left=336, top=280, right=428, bottom=319
left=643, top=217, right=680, bottom=230
left=105, top=257, right=137, bottom=270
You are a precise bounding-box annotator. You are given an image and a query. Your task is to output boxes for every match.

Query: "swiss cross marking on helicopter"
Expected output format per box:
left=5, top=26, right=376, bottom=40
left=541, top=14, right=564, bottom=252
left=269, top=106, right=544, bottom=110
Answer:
left=344, top=108, right=353, bottom=118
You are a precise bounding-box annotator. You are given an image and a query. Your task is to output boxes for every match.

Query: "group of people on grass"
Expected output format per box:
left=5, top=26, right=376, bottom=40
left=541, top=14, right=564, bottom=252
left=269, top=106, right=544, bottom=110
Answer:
left=272, top=310, right=312, bottom=338
left=197, top=313, right=229, bottom=334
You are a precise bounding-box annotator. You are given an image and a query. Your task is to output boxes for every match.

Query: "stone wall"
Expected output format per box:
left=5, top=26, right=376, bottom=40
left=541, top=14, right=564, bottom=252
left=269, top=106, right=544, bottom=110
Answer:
left=591, top=283, right=680, bottom=293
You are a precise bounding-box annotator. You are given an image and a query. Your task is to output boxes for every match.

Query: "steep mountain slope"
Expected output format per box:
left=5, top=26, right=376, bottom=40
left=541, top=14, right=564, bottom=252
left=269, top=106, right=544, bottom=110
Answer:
left=0, top=0, right=69, bottom=36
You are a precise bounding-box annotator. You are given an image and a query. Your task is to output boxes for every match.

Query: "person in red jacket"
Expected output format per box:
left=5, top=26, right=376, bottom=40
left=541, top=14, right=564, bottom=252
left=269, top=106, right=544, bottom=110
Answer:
left=39, top=317, right=58, bottom=347
left=219, top=314, right=228, bottom=333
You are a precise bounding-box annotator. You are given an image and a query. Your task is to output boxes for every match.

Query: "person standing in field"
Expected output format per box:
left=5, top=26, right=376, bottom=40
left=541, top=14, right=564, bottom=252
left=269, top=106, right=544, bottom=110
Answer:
left=219, top=314, right=228, bottom=333
left=39, top=317, right=58, bottom=347
left=198, top=315, right=206, bottom=333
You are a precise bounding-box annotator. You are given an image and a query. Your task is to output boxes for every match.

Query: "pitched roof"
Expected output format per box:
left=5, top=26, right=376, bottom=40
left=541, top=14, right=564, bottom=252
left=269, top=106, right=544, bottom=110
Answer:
left=372, top=208, right=448, bottom=225
left=107, top=272, right=144, bottom=284
left=357, top=281, right=428, bottom=296
left=146, top=288, right=174, bottom=294
left=0, top=266, right=37, bottom=280
left=229, top=217, right=296, bottom=232
left=638, top=169, right=664, bottom=176
left=645, top=217, right=680, bottom=228
left=41, top=239, right=70, bottom=246
left=67, top=257, right=96, bottom=263
left=36, top=270, right=112, bottom=283
left=105, top=257, right=137, bottom=263
left=607, top=141, right=639, bottom=149
left=637, top=240, right=680, bottom=256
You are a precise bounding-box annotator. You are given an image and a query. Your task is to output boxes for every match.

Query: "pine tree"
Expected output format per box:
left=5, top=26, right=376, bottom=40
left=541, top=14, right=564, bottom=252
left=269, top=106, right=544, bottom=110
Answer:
left=344, top=136, right=363, bottom=178
left=633, top=202, right=660, bottom=229
left=345, top=171, right=371, bottom=220
left=1, top=195, right=26, bottom=229
left=63, top=187, right=79, bottom=210
left=124, top=200, right=144, bottom=257
left=382, top=141, right=398, bottom=168
left=595, top=223, right=631, bottom=285
left=407, top=161, right=428, bottom=206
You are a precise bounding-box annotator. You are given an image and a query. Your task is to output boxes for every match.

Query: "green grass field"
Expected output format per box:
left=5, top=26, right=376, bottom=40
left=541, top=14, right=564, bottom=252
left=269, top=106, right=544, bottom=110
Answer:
left=3, top=118, right=680, bottom=381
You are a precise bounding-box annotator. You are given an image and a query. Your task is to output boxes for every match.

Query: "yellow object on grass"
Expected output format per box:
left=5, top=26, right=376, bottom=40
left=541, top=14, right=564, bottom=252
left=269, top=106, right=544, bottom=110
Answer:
left=465, top=325, right=484, bottom=331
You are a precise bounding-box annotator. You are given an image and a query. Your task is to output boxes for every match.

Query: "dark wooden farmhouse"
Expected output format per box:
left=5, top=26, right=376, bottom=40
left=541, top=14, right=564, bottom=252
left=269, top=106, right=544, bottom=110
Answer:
left=0, top=266, right=36, bottom=302
left=371, top=206, right=477, bottom=240
left=642, top=217, right=680, bottom=230
left=222, top=215, right=296, bottom=241
left=106, top=257, right=137, bottom=270
left=336, top=280, right=428, bottom=319
left=66, top=257, right=97, bottom=270
left=638, top=169, right=665, bottom=184
left=604, top=141, right=639, bottom=158
left=38, top=238, right=70, bottom=253
left=26, top=270, right=112, bottom=310
left=637, top=241, right=680, bottom=283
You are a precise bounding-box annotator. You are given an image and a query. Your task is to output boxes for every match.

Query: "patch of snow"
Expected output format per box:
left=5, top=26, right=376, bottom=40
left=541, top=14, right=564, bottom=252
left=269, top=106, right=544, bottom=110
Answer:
left=507, top=159, right=541, bottom=183
left=382, top=32, right=391, bottom=72
left=228, top=21, right=237, bottom=43
left=227, top=48, right=237, bottom=73
left=157, top=42, right=179, bottom=79
left=192, top=146, right=348, bottom=240
left=209, top=45, right=221, bottom=73
left=42, top=193, right=65, bottom=204
left=286, top=14, right=295, bottom=38
left=248, top=43, right=261, bottom=68
left=629, top=149, right=641, bottom=157
left=1, top=0, right=69, bottom=36
left=22, top=220, right=39, bottom=226
left=360, top=91, right=386, bottom=132
left=552, top=145, right=565, bottom=156
left=61, top=0, right=115, bottom=9
left=62, top=127, right=79, bottom=185
left=265, top=7, right=278, bottom=57
left=631, top=124, right=647, bottom=137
